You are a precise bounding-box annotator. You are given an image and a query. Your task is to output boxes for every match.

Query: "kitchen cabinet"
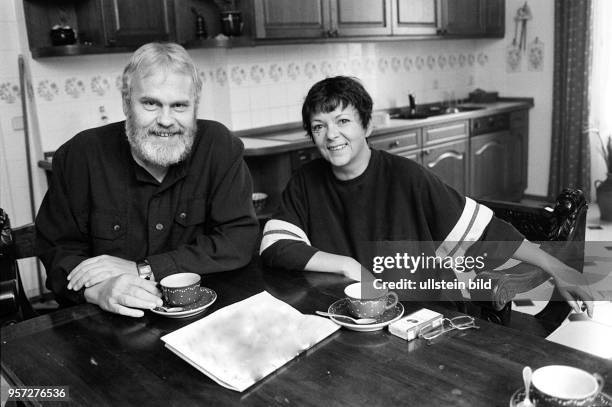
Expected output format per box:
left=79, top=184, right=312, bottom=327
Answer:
left=368, top=128, right=420, bottom=162
left=253, top=0, right=392, bottom=39
left=422, top=120, right=468, bottom=194
left=23, top=0, right=176, bottom=56
left=469, top=110, right=527, bottom=200
left=391, top=0, right=438, bottom=36
left=100, top=0, right=176, bottom=47
left=423, top=140, right=468, bottom=195
left=439, top=0, right=504, bottom=38
left=22, top=0, right=250, bottom=58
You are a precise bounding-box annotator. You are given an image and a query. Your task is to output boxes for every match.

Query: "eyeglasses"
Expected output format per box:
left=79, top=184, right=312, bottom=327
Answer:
left=418, top=316, right=479, bottom=343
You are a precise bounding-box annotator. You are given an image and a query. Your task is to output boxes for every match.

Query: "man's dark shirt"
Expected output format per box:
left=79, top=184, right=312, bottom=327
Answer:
left=36, top=120, right=259, bottom=305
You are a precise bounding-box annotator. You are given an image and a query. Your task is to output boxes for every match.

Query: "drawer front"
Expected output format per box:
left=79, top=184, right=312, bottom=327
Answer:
left=369, top=130, right=420, bottom=152
left=423, top=121, right=468, bottom=146
left=472, top=114, right=509, bottom=136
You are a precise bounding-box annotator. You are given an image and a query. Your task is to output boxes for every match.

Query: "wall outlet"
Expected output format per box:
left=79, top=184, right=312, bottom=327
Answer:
left=11, top=116, right=24, bottom=131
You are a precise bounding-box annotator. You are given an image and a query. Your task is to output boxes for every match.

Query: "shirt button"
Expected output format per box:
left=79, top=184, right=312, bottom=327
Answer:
left=179, top=212, right=187, bottom=219
left=113, top=224, right=121, bottom=231
left=155, top=223, right=164, bottom=231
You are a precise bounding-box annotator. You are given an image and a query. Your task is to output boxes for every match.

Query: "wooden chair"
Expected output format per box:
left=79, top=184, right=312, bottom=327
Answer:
left=470, top=188, right=587, bottom=327
left=0, top=208, right=39, bottom=325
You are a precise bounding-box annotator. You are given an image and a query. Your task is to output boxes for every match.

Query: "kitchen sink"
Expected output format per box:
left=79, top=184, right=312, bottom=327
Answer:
left=390, top=104, right=485, bottom=120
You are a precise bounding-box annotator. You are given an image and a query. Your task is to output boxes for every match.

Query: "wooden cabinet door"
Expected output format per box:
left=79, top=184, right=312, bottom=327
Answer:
left=101, top=0, right=175, bottom=46
left=506, top=127, right=527, bottom=201
left=470, top=131, right=510, bottom=200
left=423, top=140, right=468, bottom=195
left=332, top=0, right=392, bottom=36
left=440, top=0, right=483, bottom=35
left=440, top=0, right=504, bottom=37
left=482, top=0, right=504, bottom=37
left=391, top=0, right=438, bottom=35
left=253, top=0, right=331, bottom=38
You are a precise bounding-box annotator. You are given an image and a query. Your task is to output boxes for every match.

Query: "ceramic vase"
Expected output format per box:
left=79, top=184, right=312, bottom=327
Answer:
left=595, top=173, right=612, bottom=221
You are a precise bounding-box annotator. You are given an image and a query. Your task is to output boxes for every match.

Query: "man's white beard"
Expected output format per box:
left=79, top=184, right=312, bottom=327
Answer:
left=125, top=111, right=196, bottom=167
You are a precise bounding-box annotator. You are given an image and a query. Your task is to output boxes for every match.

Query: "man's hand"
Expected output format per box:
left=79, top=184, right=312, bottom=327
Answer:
left=67, top=255, right=138, bottom=291
left=84, top=274, right=163, bottom=318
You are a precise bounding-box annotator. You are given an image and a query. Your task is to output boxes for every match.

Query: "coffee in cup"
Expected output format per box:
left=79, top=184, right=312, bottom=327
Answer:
left=344, top=282, right=398, bottom=319
left=531, top=365, right=604, bottom=406
left=159, top=273, right=202, bottom=306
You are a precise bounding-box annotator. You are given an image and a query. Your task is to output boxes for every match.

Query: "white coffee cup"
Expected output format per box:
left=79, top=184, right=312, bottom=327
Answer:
left=531, top=365, right=604, bottom=406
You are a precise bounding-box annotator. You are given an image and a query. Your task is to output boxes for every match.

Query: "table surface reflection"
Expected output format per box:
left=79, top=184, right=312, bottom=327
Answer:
left=2, top=259, right=611, bottom=407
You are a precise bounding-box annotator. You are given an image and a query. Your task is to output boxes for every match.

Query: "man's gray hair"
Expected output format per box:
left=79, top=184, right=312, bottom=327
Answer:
left=122, top=42, right=203, bottom=106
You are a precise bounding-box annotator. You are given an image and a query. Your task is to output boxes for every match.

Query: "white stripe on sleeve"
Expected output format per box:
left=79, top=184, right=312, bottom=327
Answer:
left=259, top=219, right=312, bottom=254
left=436, top=197, right=493, bottom=259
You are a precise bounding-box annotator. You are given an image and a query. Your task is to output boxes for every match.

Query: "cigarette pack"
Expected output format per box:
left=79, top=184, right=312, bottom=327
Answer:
left=388, top=308, right=443, bottom=341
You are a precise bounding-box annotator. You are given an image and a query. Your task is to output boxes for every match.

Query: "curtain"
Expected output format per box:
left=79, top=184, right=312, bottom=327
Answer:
left=548, top=0, right=593, bottom=200
left=590, top=0, right=612, bottom=189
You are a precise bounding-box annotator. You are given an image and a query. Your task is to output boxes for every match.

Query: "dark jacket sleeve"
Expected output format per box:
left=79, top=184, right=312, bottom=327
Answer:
left=260, top=171, right=318, bottom=270
left=146, top=131, right=259, bottom=280
left=36, top=143, right=89, bottom=305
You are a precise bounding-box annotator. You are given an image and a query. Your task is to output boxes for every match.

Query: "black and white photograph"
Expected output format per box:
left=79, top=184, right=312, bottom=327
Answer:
left=1, top=1, right=611, bottom=406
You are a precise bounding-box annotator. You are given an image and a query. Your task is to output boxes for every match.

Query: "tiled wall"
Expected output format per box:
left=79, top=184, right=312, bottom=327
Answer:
left=0, top=0, right=42, bottom=297
left=27, top=40, right=487, bottom=152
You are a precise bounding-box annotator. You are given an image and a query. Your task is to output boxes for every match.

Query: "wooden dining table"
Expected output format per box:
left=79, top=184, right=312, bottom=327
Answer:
left=2, top=258, right=611, bottom=407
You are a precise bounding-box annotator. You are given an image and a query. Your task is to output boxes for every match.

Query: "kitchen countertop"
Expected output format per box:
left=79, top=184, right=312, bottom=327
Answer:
left=38, top=98, right=534, bottom=170
left=238, top=98, right=534, bottom=156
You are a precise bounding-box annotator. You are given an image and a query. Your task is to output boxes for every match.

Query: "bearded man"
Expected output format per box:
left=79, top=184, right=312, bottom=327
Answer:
left=36, top=43, right=259, bottom=317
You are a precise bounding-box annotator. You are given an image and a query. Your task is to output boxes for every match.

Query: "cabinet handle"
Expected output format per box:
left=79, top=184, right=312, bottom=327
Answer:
left=324, top=30, right=332, bottom=38
left=427, top=152, right=463, bottom=168
left=332, top=29, right=339, bottom=37
left=389, top=140, right=400, bottom=149
left=422, top=149, right=431, bottom=156
left=475, top=140, right=503, bottom=155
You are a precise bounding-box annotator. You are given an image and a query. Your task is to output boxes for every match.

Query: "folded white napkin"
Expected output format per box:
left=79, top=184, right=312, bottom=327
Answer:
left=161, top=291, right=340, bottom=391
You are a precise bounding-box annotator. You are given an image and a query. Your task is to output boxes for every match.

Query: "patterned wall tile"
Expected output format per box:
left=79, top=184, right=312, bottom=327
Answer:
left=304, top=61, right=317, bottom=80
left=230, top=65, right=247, bottom=86
left=268, top=64, right=283, bottom=82
left=36, top=79, right=59, bottom=102
left=477, top=52, right=488, bottom=66
left=468, top=53, right=476, bottom=67
left=91, top=75, right=110, bottom=96
left=448, top=54, right=457, bottom=69
left=250, top=64, right=265, bottom=84
left=65, top=77, right=86, bottom=98
left=215, top=67, right=227, bottom=86
left=377, top=57, right=389, bottom=74
left=437, top=55, right=447, bottom=70
left=0, top=81, right=19, bottom=104
left=415, top=56, right=425, bottom=70
left=286, top=62, right=301, bottom=80
left=320, top=60, right=332, bottom=77
left=335, top=60, right=347, bottom=75
left=403, top=56, right=413, bottom=71
left=426, top=55, right=436, bottom=70
left=391, top=57, right=401, bottom=73
left=458, top=54, right=467, bottom=68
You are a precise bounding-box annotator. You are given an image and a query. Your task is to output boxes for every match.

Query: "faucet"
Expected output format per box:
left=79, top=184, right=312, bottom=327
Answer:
left=409, top=94, right=416, bottom=114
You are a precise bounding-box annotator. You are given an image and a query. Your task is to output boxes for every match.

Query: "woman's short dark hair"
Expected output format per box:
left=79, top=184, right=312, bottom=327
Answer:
left=302, top=76, right=373, bottom=139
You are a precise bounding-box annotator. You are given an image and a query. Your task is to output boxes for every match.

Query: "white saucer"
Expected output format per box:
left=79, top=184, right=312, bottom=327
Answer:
left=327, top=298, right=404, bottom=332
left=509, top=388, right=611, bottom=407
left=151, top=287, right=217, bottom=319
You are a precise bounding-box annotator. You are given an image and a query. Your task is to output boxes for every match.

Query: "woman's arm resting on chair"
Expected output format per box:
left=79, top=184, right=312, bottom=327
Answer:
left=511, top=240, right=594, bottom=317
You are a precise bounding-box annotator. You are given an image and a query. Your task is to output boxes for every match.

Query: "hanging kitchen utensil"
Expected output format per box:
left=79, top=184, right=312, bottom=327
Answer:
left=515, top=2, right=533, bottom=53
left=506, top=40, right=522, bottom=73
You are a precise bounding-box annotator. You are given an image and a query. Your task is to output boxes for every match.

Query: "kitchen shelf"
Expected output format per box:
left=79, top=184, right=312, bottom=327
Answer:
left=30, top=44, right=134, bottom=58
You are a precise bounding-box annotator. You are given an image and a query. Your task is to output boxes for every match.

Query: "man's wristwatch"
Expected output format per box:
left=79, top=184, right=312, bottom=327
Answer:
left=136, top=258, right=153, bottom=280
